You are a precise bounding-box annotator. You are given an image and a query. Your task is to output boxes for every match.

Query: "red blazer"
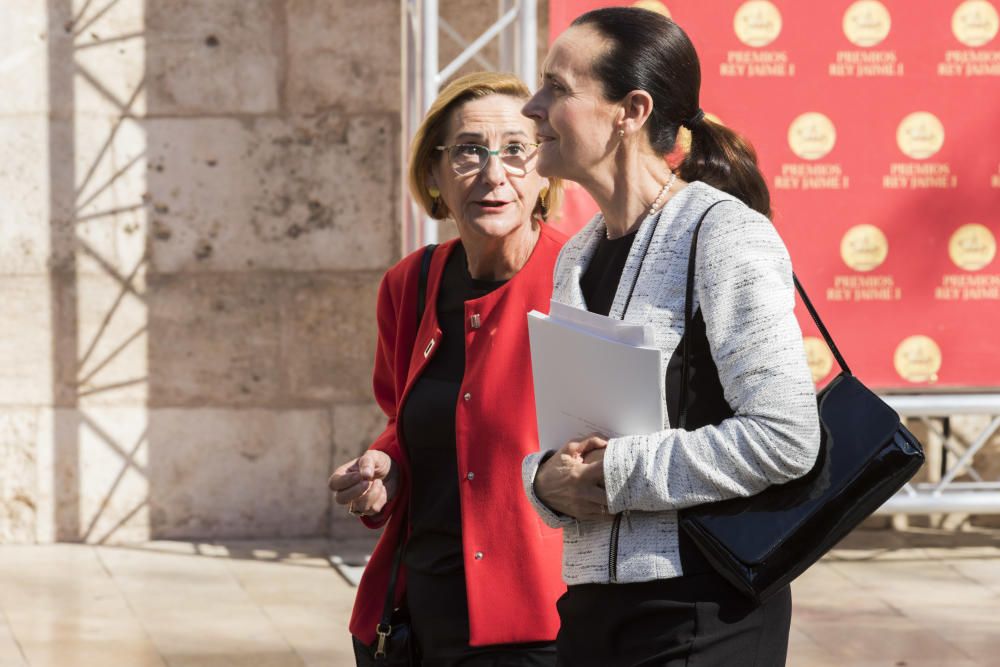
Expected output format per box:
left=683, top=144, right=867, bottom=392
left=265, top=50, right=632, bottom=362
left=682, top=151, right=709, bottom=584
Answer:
left=349, top=224, right=567, bottom=647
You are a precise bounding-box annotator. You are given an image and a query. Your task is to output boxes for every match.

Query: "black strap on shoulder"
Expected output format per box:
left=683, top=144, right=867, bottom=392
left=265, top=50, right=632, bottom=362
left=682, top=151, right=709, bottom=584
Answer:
left=376, top=243, right=437, bottom=637
left=416, top=243, right=438, bottom=326
left=679, top=201, right=727, bottom=429
left=680, top=202, right=850, bottom=429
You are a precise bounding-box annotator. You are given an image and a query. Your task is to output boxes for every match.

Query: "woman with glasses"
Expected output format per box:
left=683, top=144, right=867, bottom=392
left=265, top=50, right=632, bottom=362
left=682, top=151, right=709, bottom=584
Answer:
left=520, top=7, right=820, bottom=666
left=328, top=71, right=565, bottom=666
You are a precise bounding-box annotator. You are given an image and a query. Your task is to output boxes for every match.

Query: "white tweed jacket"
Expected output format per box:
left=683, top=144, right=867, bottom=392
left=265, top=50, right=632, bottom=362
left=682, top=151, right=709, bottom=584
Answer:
left=522, top=181, right=821, bottom=586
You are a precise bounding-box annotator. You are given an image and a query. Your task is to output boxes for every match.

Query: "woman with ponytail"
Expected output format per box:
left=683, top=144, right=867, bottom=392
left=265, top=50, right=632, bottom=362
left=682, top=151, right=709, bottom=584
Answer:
left=521, top=7, right=820, bottom=665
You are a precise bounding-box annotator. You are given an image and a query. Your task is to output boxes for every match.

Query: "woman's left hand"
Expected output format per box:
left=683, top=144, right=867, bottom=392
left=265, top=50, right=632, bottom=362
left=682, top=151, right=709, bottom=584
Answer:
left=533, top=435, right=610, bottom=520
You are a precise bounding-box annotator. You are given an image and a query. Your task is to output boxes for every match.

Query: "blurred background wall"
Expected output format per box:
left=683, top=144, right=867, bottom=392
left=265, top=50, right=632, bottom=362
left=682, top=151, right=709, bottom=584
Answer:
left=0, top=0, right=548, bottom=544
left=2, top=0, right=996, bottom=546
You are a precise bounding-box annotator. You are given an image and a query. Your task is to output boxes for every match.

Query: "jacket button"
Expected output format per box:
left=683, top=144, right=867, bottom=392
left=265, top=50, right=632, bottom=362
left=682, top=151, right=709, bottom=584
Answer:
left=463, top=392, right=472, bottom=401
left=466, top=472, right=475, bottom=481
left=474, top=551, right=483, bottom=560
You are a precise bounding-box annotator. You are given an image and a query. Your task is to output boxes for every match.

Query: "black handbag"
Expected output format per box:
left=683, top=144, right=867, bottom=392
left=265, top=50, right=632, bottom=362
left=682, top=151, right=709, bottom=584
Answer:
left=354, top=243, right=437, bottom=666
left=675, top=205, right=925, bottom=603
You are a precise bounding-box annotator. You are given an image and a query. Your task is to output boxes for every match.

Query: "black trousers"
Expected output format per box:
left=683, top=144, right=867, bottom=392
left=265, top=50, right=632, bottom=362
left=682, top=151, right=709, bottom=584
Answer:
left=554, top=574, right=792, bottom=667
left=402, top=568, right=556, bottom=667
left=353, top=636, right=554, bottom=667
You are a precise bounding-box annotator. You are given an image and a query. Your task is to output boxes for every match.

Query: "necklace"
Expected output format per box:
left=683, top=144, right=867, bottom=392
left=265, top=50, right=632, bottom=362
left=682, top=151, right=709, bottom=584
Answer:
left=605, top=172, right=679, bottom=239
left=648, top=172, right=678, bottom=215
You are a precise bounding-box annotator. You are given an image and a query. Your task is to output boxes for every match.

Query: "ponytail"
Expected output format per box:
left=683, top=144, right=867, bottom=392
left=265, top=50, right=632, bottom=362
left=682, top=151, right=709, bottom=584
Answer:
left=679, top=118, right=772, bottom=219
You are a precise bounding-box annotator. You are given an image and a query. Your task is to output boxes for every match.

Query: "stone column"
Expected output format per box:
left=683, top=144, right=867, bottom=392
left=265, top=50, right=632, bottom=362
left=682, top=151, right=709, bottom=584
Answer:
left=141, top=0, right=398, bottom=540
left=0, top=0, right=62, bottom=542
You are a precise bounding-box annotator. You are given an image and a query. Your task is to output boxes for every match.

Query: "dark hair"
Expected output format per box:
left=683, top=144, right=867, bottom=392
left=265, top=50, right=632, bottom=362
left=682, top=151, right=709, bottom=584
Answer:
left=572, top=7, right=771, bottom=218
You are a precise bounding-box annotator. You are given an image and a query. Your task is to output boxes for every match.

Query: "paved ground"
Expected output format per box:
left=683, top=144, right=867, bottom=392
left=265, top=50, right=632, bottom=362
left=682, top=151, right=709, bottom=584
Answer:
left=1, top=528, right=998, bottom=666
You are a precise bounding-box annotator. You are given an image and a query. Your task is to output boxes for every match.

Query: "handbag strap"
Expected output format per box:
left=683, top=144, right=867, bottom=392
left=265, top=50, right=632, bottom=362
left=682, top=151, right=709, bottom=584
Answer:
left=378, top=534, right=406, bottom=631
left=417, top=243, right=438, bottom=325
left=792, top=274, right=851, bottom=376
left=679, top=201, right=726, bottom=429
left=376, top=242, right=437, bottom=644
left=679, top=203, right=851, bottom=429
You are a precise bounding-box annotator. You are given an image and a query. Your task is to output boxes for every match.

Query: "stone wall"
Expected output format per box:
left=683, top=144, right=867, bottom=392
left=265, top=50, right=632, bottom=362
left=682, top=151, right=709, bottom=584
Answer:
left=0, top=0, right=548, bottom=543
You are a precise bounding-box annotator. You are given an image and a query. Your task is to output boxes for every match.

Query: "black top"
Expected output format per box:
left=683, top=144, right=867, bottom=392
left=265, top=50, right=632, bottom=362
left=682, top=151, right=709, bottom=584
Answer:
left=399, top=244, right=508, bottom=655
left=580, top=230, right=638, bottom=316
left=400, top=243, right=506, bottom=575
left=580, top=224, right=720, bottom=577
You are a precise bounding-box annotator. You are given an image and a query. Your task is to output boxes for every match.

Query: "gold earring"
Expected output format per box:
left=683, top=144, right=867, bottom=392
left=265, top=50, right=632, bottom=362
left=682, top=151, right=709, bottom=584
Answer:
left=538, top=186, right=550, bottom=218
left=428, top=186, right=440, bottom=198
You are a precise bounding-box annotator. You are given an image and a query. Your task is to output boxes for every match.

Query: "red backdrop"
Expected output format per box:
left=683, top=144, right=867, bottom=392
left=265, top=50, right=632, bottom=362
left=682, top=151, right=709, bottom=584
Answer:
left=547, top=0, right=1000, bottom=391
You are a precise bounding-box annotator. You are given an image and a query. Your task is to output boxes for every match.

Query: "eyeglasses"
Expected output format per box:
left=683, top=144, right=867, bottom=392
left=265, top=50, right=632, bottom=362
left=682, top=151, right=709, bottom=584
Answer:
left=434, top=142, right=539, bottom=177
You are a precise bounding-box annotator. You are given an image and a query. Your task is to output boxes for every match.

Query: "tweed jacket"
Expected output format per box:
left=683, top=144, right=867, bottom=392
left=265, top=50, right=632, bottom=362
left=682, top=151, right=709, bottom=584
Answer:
left=522, top=181, right=821, bottom=586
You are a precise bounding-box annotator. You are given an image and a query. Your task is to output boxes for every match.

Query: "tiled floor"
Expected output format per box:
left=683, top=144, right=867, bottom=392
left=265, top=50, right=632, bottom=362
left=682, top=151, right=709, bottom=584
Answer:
left=1, top=529, right=998, bottom=666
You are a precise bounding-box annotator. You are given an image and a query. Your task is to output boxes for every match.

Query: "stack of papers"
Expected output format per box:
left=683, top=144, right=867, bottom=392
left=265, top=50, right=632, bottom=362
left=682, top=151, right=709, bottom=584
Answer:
left=527, top=300, right=666, bottom=451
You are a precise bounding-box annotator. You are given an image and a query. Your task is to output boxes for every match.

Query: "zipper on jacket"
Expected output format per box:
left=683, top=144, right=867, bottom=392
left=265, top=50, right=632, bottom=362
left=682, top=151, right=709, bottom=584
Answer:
left=608, top=514, right=623, bottom=582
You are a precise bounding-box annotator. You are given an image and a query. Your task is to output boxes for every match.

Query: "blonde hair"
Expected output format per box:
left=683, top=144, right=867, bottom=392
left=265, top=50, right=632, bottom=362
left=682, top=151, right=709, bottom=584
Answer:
left=408, top=71, right=562, bottom=222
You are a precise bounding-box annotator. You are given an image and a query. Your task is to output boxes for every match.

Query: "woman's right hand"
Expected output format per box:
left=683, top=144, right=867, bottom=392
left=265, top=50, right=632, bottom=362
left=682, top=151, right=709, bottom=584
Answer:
left=533, top=435, right=609, bottom=520
left=328, top=450, right=399, bottom=517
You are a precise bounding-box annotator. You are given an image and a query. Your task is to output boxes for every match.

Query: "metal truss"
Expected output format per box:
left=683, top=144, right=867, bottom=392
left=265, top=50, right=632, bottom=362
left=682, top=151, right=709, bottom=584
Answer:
left=877, top=394, right=1000, bottom=515
left=401, top=0, right=538, bottom=253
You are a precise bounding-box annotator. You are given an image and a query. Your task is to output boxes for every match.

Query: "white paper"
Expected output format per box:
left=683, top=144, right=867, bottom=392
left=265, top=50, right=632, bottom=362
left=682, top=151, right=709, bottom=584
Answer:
left=546, top=301, right=657, bottom=348
left=528, top=302, right=665, bottom=451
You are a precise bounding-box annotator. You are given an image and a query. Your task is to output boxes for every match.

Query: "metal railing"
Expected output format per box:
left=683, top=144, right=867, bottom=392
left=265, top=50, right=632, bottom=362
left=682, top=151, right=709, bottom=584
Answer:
left=877, top=394, right=1000, bottom=515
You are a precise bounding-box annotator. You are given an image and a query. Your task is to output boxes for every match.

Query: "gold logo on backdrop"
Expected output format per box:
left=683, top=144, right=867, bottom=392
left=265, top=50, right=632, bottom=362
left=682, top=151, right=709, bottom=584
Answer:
left=632, top=0, right=672, bottom=17
left=896, top=112, right=945, bottom=160
left=843, top=1, right=892, bottom=47
left=949, top=223, right=997, bottom=270
left=952, top=0, right=999, bottom=47
left=841, top=224, right=889, bottom=272
left=734, top=1, right=783, bottom=47
left=803, top=337, right=835, bottom=384
left=788, top=112, right=837, bottom=160
left=894, top=335, right=942, bottom=383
